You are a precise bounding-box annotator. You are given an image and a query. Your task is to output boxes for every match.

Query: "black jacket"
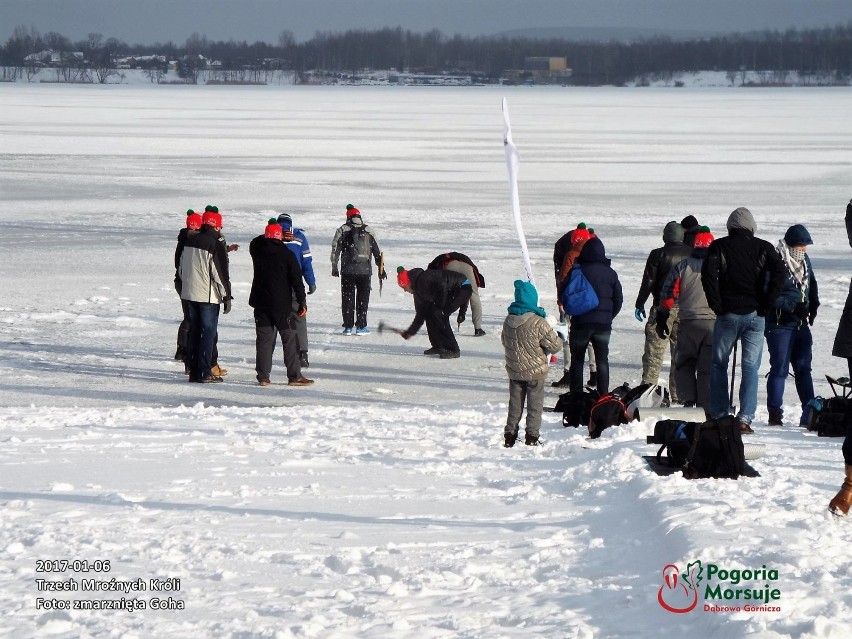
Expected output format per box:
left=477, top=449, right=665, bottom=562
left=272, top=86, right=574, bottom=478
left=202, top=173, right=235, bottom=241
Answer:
left=405, top=268, right=469, bottom=335
left=248, top=235, right=306, bottom=316
left=833, top=200, right=852, bottom=357
left=635, top=241, right=692, bottom=309
left=701, top=229, right=785, bottom=316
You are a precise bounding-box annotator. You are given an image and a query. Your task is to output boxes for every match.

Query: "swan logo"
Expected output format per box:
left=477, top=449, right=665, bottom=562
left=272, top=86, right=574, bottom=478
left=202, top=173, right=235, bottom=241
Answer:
left=657, top=561, right=702, bottom=614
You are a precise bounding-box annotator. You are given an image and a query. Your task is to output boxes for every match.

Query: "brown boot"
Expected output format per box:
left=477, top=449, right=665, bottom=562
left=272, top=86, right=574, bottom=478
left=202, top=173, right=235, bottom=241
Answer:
left=828, top=465, right=852, bottom=516
left=211, top=364, right=228, bottom=376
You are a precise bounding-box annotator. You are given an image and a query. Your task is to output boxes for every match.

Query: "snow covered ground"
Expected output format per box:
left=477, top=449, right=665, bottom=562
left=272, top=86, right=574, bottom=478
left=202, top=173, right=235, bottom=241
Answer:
left=1, top=84, right=852, bottom=638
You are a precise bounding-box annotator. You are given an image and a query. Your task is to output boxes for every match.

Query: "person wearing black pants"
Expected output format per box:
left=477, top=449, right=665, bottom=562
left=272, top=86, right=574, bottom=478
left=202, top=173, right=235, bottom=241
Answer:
left=830, top=199, right=852, bottom=515
left=249, top=221, right=313, bottom=387
left=396, top=266, right=472, bottom=358
left=341, top=274, right=372, bottom=334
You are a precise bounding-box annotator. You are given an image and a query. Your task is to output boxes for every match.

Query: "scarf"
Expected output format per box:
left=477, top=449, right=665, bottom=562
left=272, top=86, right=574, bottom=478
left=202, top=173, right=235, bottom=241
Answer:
left=777, top=240, right=807, bottom=290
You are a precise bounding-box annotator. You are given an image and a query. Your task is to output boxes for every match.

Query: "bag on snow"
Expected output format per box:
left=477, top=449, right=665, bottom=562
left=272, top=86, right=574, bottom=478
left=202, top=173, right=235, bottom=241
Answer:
left=806, top=376, right=852, bottom=437
left=562, top=264, right=599, bottom=316
left=652, top=416, right=746, bottom=479
left=588, top=383, right=632, bottom=439
left=622, top=383, right=671, bottom=420
left=554, top=389, right=600, bottom=428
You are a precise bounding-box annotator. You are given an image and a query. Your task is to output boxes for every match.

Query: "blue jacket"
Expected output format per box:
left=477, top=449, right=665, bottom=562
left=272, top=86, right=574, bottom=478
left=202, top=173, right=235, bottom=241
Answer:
left=278, top=222, right=316, bottom=287
left=767, top=253, right=819, bottom=329
left=568, top=237, right=623, bottom=329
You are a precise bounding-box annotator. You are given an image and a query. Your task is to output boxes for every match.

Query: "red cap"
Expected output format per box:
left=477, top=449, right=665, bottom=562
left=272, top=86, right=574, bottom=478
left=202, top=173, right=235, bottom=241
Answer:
left=571, top=223, right=591, bottom=244
left=265, top=223, right=283, bottom=240
left=186, top=213, right=203, bottom=230
left=346, top=207, right=361, bottom=218
left=397, top=266, right=410, bottom=288
left=202, top=211, right=223, bottom=228
left=693, top=226, right=714, bottom=248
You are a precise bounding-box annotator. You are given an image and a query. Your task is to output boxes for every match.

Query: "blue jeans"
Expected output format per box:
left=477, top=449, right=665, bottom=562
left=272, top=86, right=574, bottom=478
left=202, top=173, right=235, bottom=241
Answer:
left=765, top=325, right=814, bottom=423
left=186, top=301, right=220, bottom=379
left=709, top=312, right=765, bottom=424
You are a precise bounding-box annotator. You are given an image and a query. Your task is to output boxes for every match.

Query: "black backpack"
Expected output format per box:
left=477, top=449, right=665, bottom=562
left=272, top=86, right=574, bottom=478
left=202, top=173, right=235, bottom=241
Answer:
left=806, top=377, right=852, bottom=437
left=651, top=416, right=746, bottom=479
left=554, top=389, right=600, bottom=428
left=342, top=225, right=373, bottom=264
left=588, top=383, right=632, bottom=439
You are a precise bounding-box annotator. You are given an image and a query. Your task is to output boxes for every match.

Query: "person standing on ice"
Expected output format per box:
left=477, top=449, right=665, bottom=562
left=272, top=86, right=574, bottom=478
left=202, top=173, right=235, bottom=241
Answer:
left=249, top=221, right=313, bottom=387
left=200, top=204, right=237, bottom=378
left=330, top=204, right=386, bottom=335
left=551, top=222, right=597, bottom=388
left=426, top=251, right=487, bottom=336
left=828, top=200, right=852, bottom=515
left=179, top=209, right=233, bottom=383
left=565, top=236, right=622, bottom=396
left=501, top=280, right=563, bottom=447
left=174, top=209, right=203, bottom=373
left=764, top=224, right=819, bottom=427
left=277, top=213, right=316, bottom=368
left=655, top=226, right=716, bottom=413
left=395, top=265, right=473, bottom=359
left=634, top=221, right=692, bottom=403
left=701, top=207, right=785, bottom=434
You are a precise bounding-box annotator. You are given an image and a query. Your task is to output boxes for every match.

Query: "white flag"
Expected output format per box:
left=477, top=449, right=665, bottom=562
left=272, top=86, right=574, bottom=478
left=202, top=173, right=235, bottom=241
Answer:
left=502, top=98, right=536, bottom=289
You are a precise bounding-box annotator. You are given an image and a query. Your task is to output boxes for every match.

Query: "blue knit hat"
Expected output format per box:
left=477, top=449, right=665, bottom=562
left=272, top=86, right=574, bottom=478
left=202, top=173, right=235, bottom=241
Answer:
left=784, top=224, right=813, bottom=247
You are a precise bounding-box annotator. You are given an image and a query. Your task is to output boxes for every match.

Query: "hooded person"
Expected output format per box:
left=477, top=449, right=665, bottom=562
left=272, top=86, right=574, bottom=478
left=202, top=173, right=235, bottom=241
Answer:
left=681, top=215, right=701, bottom=248
left=764, top=224, right=819, bottom=426
left=701, top=206, right=786, bottom=433
left=565, top=236, right=623, bottom=395
left=330, top=204, right=386, bottom=334
left=501, top=280, right=563, bottom=447
left=248, top=220, right=313, bottom=387
left=655, top=226, right=717, bottom=411
left=396, top=265, right=473, bottom=359
left=277, top=213, right=316, bottom=367
left=633, top=221, right=693, bottom=401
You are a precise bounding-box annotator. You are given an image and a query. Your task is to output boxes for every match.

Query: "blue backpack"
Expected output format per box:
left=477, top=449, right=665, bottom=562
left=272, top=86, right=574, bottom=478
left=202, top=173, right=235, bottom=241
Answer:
left=562, top=264, right=599, bottom=316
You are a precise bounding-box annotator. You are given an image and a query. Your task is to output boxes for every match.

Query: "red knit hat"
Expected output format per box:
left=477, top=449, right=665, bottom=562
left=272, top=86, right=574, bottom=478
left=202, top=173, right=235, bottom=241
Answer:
left=346, top=203, right=361, bottom=218
left=397, top=265, right=410, bottom=288
left=186, top=212, right=203, bottom=230
left=265, top=220, right=283, bottom=239
left=202, top=211, right=223, bottom=228
left=693, top=226, right=714, bottom=248
left=571, top=222, right=591, bottom=244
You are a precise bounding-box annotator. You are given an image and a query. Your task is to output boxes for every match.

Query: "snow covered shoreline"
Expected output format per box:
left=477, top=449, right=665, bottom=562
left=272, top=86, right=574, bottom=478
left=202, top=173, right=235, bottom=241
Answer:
left=1, top=85, right=851, bottom=637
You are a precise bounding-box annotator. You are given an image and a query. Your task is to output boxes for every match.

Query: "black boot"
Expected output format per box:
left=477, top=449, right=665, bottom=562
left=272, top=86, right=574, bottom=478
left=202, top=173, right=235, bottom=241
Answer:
left=524, top=434, right=540, bottom=446
left=586, top=371, right=598, bottom=389
left=504, top=433, right=517, bottom=448
left=300, top=351, right=310, bottom=368
left=551, top=371, right=570, bottom=388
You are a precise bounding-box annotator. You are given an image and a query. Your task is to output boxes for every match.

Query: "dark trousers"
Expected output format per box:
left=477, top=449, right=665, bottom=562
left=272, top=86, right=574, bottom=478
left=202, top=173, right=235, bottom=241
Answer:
left=341, top=274, right=372, bottom=329
left=844, top=358, right=852, bottom=466
left=186, top=301, right=220, bottom=380
left=425, top=285, right=473, bottom=353
left=254, top=309, right=301, bottom=382
left=569, top=325, right=611, bottom=395
left=178, top=300, right=218, bottom=365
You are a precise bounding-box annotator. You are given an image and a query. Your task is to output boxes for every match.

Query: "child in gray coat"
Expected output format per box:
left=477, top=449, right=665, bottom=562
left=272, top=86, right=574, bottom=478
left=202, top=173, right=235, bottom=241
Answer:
left=501, top=280, right=564, bottom=447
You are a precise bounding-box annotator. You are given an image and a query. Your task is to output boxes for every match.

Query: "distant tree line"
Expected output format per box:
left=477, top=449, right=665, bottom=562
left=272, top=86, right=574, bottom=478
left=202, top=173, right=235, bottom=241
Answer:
left=2, top=22, right=851, bottom=84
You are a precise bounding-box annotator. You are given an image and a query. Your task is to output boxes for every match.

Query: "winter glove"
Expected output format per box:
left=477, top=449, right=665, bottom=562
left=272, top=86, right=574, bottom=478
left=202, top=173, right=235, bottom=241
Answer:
left=809, top=305, right=818, bottom=326
left=227, top=243, right=239, bottom=252
left=457, top=310, right=466, bottom=324
left=793, top=302, right=808, bottom=322
left=308, top=284, right=317, bottom=295
left=223, top=297, right=232, bottom=314
left=634, top=306, right=646, bottom=322
left=331, top=265, right=339, bottom=278
left=380, top=269, right=388, bottom=280
left=297, top=305, right=307, bottom=317
left=655, top=313, right=670, bottom=340
left=174, top=275, right=182, bottom=296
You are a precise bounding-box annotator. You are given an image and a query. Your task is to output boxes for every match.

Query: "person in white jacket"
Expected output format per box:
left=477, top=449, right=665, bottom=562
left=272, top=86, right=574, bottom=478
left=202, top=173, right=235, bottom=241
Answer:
left=501, top=280, right=564, bottom=447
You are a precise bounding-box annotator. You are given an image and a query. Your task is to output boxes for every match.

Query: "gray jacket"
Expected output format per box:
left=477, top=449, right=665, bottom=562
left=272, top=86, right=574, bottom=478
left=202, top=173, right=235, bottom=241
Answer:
left=501, top=313, right=562, bottom=381
left=330, top=216, right=381, bottom=276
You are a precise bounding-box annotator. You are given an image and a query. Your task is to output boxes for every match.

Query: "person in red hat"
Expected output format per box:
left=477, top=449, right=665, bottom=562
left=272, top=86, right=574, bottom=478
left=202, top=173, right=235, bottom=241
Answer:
left=174, top=209, right=203, bottom=369
left=248, top=220, right=313, bottom=387
left=179, top=209, right=232, bottom=383
left=654, top=226, right=716, bottom=412
left=395, top=265, right=472, bottom=359
left=330, top=204, right=386, bottom=335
